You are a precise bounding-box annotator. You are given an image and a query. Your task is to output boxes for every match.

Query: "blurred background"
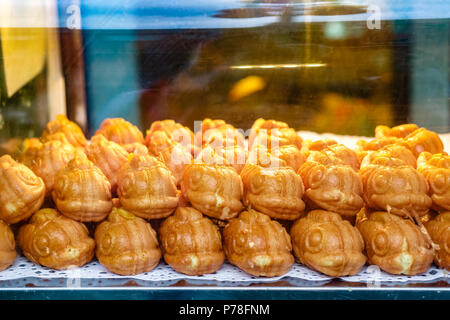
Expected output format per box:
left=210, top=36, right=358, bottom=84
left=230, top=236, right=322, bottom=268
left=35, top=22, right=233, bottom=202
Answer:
left=0, top=0, right=448, bottom=155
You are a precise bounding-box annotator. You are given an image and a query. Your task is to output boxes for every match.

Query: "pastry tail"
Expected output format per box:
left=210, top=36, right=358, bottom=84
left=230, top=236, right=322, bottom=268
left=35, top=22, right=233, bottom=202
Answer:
left=409, top=209, right=440, bottom=252
left=387, top=205, right=439, bottom=251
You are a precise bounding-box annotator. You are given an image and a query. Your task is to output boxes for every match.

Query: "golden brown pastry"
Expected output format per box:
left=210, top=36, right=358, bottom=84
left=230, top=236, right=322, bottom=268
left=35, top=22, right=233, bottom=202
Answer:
left=85, top=134, right=129, bottom=193
left=95, top=207, right=161, bottom=275
left=52, top=156, right=112, bottom=222
left=160, top=207, right=224, bottom=275
left=359, top=159, right=431, bottom=219
left=298, top=159, right=364, bottom=219
left=194, top=119, right=239, bottom=140
left=403, top=128, right=444, bottom=157
left=425, top=212, right=450, bottom=270
left=357, top=211, right=434, bottom=275
left=356, top=126, right=443, bottom=161
left=246, top=144, right=288, bottom=168
left=19, top=138, right=42, bottom=168
left=360, top=144, right=417, bottom=169
left=0, top=220, right=17, bottom=271
left=95, top=118, right=144, bottom=152
left=41, top=131, right=73, bottom=147
left=30, top=140, right=82, bottom=194
left=194, top=119, right=245, bottom=151
left=0, top=155, right=46, bottom=224
left=375, top=124, right=419, bottom=139
left=17, top=208, right=95, bottom=270
left=146, top=122, right=194, bottom=184
left=146, top=130, right=173, bottom=156
left=356, top=136, right=401, bottom=152
left=355, top=137, right=401, bottom=162
left=198, top=118, right=231, bottom=133
left=126, top=142, right=149, bottom=156
left=223, top=209, right=294, bottom=277
left=271, top=145, right=305, bottom=172
left=217, top=145, right=247, bottom=174
left=305, top=149, right=343, bottom=167
left=248, top=118, right=289, bottom=147
left=145, top=119, right=195, bottom=155
left=117, top=154, right=179, bottom=219
left=250, top=127, right=302, bottom=151
left=194, top=144, right=231, bottom=167
left=41, top=114, right=87, bottom=149
left=305, top=144, right=360, bottom=171
left=146, top=120, right=194, bottom=147
left=290, top=210, right=366, bottom=277
left=305, top=138, right=338, bottom=152
left=417, top=152, right=450, bottom=211
left=181, top=163, right=243, bottom=220
left=241, top=163, right=305, bottom=220
left=200, top=128, right=245, bottom=151
left=156, top=141, right=193, bottom=185
left=322, top=144, right=360, bottom=171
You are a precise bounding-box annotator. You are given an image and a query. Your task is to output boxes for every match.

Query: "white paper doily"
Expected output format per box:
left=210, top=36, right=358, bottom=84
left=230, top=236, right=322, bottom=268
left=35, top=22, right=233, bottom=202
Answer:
left=0, top=254, right=447, bottom=285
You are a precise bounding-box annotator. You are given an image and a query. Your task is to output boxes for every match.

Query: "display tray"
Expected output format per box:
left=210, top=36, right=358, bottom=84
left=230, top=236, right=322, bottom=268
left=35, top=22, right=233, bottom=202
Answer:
left=0, top=254, right=449, bottom=300
left=1, top=131, right=449, bottom=300
left=0, top=256, right=450, bottom=300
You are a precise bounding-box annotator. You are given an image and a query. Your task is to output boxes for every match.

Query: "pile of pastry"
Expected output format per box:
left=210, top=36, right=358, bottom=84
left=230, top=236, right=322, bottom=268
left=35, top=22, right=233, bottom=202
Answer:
left=0, top=115, right=448, bottom=279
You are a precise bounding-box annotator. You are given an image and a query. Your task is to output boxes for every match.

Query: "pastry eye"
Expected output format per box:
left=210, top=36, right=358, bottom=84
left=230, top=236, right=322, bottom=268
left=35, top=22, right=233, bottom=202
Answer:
left=429, top=170, right=449, bottom=194
left=32, top=233, right=51, bottom=257
left=98, top=232, right=114, bottom=256
left=163, top=232, right=178, bottom=255
left=249, top=174, right=264, bottom=195
left=15, top=166, right=39, bottom=185
left=203, top=173, right=218, bottom=190
left=304, top=228, right=323, bottom=253
left=309, top=166, right=325, bottom=189
left=189, top=169, right=203, bottom=190
left=371, top=231, right=389, bottom=257
left=371, top=171, right=390, bottom=194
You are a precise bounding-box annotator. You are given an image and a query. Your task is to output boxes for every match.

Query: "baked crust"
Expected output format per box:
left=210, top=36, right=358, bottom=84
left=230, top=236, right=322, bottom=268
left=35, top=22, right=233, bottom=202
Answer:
left=52, top=156, right=112, bottom=222
left=223, top=209, right=294, bottom=277
left=290, top=210, right=366, bottom=277
left=241, top=163, right=305, bottom=220
left=0, top=155, right=46, bottom=224
left=0, top=220, right=16, bottom=271
left=360, top=159, right=431, bottom=219
left=425, top=212, right=450, bottom=270
left=85, top=134, right=129, bottom=193
left=181, top=163, right=243, bottom=220
left=118, top=154, right=179, bottom=219
left=417, top=152, right=450, bottom=211
left=375, top=124, right=419, bottom=139
left=95, top=118, right=144, bottom=152
left=299, top=156, right=363, bottom=219
left=357, top=211, right=434, bottom=275
left=18, top=208, right=95, bottom=270
left=145, top=119, right=195, bottom=155
left=160, top=207, right=224, bottom=275
left=30, top=140, right=83, bottom=195
left=41, top=114, right=87, bottom=149
left=95, top=207, right=161, bottom=275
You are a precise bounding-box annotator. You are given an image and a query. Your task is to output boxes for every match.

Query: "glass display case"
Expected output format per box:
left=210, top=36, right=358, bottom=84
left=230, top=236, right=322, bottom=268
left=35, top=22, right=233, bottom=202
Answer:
left=0, top=0, right=449, bottom=300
